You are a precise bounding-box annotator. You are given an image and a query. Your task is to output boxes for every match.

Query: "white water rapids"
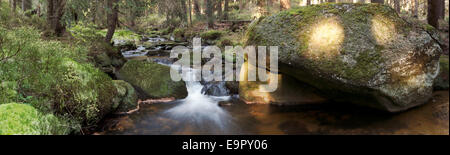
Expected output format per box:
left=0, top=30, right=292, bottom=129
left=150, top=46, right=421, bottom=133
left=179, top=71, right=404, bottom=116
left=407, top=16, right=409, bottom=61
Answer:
left=164, top=64, right=232, bottom=130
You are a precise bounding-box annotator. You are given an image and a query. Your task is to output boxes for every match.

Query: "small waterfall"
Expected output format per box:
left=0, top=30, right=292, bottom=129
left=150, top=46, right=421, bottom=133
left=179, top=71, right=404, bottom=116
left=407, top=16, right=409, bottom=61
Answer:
left=165, top=66, right=232, bottom=130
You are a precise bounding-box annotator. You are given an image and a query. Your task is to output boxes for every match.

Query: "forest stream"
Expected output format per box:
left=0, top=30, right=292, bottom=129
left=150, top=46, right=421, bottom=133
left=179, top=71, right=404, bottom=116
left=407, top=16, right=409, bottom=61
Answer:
left=94, top=36, right=449, bottom=135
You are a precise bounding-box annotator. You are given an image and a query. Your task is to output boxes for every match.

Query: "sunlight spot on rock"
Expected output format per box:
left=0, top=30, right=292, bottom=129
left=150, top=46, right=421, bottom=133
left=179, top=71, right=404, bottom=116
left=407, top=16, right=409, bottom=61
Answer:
left=307, top=17, right=345, bottom=59
left=371, top=15, right=396, bottom=45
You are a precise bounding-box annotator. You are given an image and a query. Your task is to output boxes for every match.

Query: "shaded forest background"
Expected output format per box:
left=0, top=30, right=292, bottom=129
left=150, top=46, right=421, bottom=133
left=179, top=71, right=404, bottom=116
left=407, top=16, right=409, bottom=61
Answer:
left=2, top=0, right=449, bottom=40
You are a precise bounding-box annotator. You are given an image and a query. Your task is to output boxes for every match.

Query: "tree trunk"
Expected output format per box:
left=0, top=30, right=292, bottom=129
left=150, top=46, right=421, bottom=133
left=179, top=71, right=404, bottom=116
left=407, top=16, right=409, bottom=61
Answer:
left=439, top=0, right=445, bottom=20
left=12, top=0, right=17, bottom=12
left=47, top=0, right=66, bottom=37
left=239, top=0, right=246, bottom=11
left=306, top=0, right=311, bottom=5
left=206, top=0, right=214, bottom=28
left=181, top=0, right=188, bottom=25
left=21, top=0, right=31, bottom=11
left=328, top=0, right=336, bottom=2
left=427, top=0, right=440, bottom=29
left=217, top=0, right=223, bottom=19
left=188, top=0, right=192, bottom=26
left=193, top=0, right=201, bottom=18
left=412, top=0, right=418, bottom=18
left=91, top=0, right=97, bottom=24
left=280, top=0, right=291, bottom=11
left=394, top=0, right=400, bottom=13
left=371, top=0, right=383, bottom=4
left=223, top=0, right=229, bottom=20
left=105, top=0, right=119, bottom=43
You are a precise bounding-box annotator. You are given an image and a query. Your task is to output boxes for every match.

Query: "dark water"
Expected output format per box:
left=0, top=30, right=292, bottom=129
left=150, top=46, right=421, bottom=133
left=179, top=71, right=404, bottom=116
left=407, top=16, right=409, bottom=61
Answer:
left=95, top=91, right=449, bottom=135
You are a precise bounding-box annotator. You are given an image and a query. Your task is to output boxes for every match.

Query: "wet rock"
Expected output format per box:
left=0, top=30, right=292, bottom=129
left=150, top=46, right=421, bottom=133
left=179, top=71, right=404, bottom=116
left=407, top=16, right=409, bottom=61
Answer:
left=239, top=62, right=327, bottom=105
left=118, top=60, right=188, bottom=99
left=115, top=40, right=137, bottom=51
left=201, top=81, right=230, bottom=96
left=91, top=42, right=126, bottom=76
left=113, top=80, right=139, bottom=113
left=434, top=55, right=449, bottom=90
left=226, top=81, right=240, bottom=95
left=245, top=3, right=442, bottom=112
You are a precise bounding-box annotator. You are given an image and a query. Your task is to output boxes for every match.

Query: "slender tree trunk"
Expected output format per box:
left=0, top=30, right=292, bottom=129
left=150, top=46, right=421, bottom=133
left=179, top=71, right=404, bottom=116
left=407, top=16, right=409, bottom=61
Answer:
left=224, top=0, right=229, bottom=20
left=306, top=0, right=311, bottom=5
left=427, top=0, right=440, bottom=29
left=105, top=0, right=119, bottom=43
left=12, top=0, right=17, bottom=12
left=328, top=0, right=336, bottom=2
left=280, top=0, right=291, bottom=11
left=239, top=0, right=246, bottom=11
left=394, top=0, right=400, bottom=13
left=413, top=0, right=418, bottom=18
left=439, top=0, right=445, bottom=20
left=193, top=0, right=201, bottom=18
left=91, top=0, right=97, bottom=24
left=371, top=0, right=383, bottom=4
left=188, top=0, right=192, bottom=26
left=21, top=0, right=31, bottom=11
left=206, top=0, right=214, bottom=28
left=181, top=0, right=188, bottom=25
left=217, top=0, right=223, bottom=19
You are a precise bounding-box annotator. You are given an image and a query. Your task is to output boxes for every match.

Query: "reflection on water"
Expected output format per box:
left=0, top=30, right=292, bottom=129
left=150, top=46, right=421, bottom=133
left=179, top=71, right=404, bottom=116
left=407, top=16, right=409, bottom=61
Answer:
left=96, top=91, right=448, bottom=135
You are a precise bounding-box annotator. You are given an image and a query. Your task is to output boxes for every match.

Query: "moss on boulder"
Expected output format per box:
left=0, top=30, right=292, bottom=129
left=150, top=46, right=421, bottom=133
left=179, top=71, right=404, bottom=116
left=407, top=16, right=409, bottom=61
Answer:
left=434, top=55, right=449, bottom=90
left=0, top=103, right=69, bottom=135
left=52, top=58, right=118, bottom=125
left=119, top=60, right=188, bottom=99
left=245, top=3, right=442, bottom=112
left=113, top=80, right=139, bottom=112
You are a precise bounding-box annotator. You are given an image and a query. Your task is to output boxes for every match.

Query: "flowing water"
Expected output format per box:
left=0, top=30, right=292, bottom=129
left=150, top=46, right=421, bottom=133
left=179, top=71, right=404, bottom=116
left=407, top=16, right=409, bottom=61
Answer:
left=94, top=36, right=449, bottom=135
left=164, top=66, right=232, bottom=131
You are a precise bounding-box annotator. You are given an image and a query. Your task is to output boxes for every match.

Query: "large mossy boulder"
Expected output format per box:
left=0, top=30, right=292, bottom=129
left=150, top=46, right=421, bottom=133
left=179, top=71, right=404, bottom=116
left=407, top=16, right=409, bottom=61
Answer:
left=0, top=103, right=69, bottom=135
left=118, top=60, right=188, bottom=99
left=245, top=3, right=442, bottom=112
left=53, top=58, right=118, bottom=125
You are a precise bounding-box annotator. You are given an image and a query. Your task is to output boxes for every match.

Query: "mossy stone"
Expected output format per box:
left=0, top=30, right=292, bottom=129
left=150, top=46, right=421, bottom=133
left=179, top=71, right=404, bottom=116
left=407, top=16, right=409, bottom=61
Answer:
left=113, top=80, right=139, bottom=112
left=245, top=3, right=442, bottom=112
left=53, top=58, right=118, bottom=125
left=119, top=60, right=188, bottom=99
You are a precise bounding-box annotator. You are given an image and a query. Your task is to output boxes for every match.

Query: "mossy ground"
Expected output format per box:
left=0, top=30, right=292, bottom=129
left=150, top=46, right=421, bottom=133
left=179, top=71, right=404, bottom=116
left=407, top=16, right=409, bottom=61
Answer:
left=0, top=9, right=128, bottom=134
left=0, top=103, right=69, bottom=135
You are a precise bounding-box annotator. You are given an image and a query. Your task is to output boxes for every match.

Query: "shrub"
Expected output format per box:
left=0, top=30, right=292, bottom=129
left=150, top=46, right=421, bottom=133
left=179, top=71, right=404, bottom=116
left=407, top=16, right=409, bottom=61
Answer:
left=0, top=25, right=118, bottom=132
left=200, top=30, right=225, bottom=40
